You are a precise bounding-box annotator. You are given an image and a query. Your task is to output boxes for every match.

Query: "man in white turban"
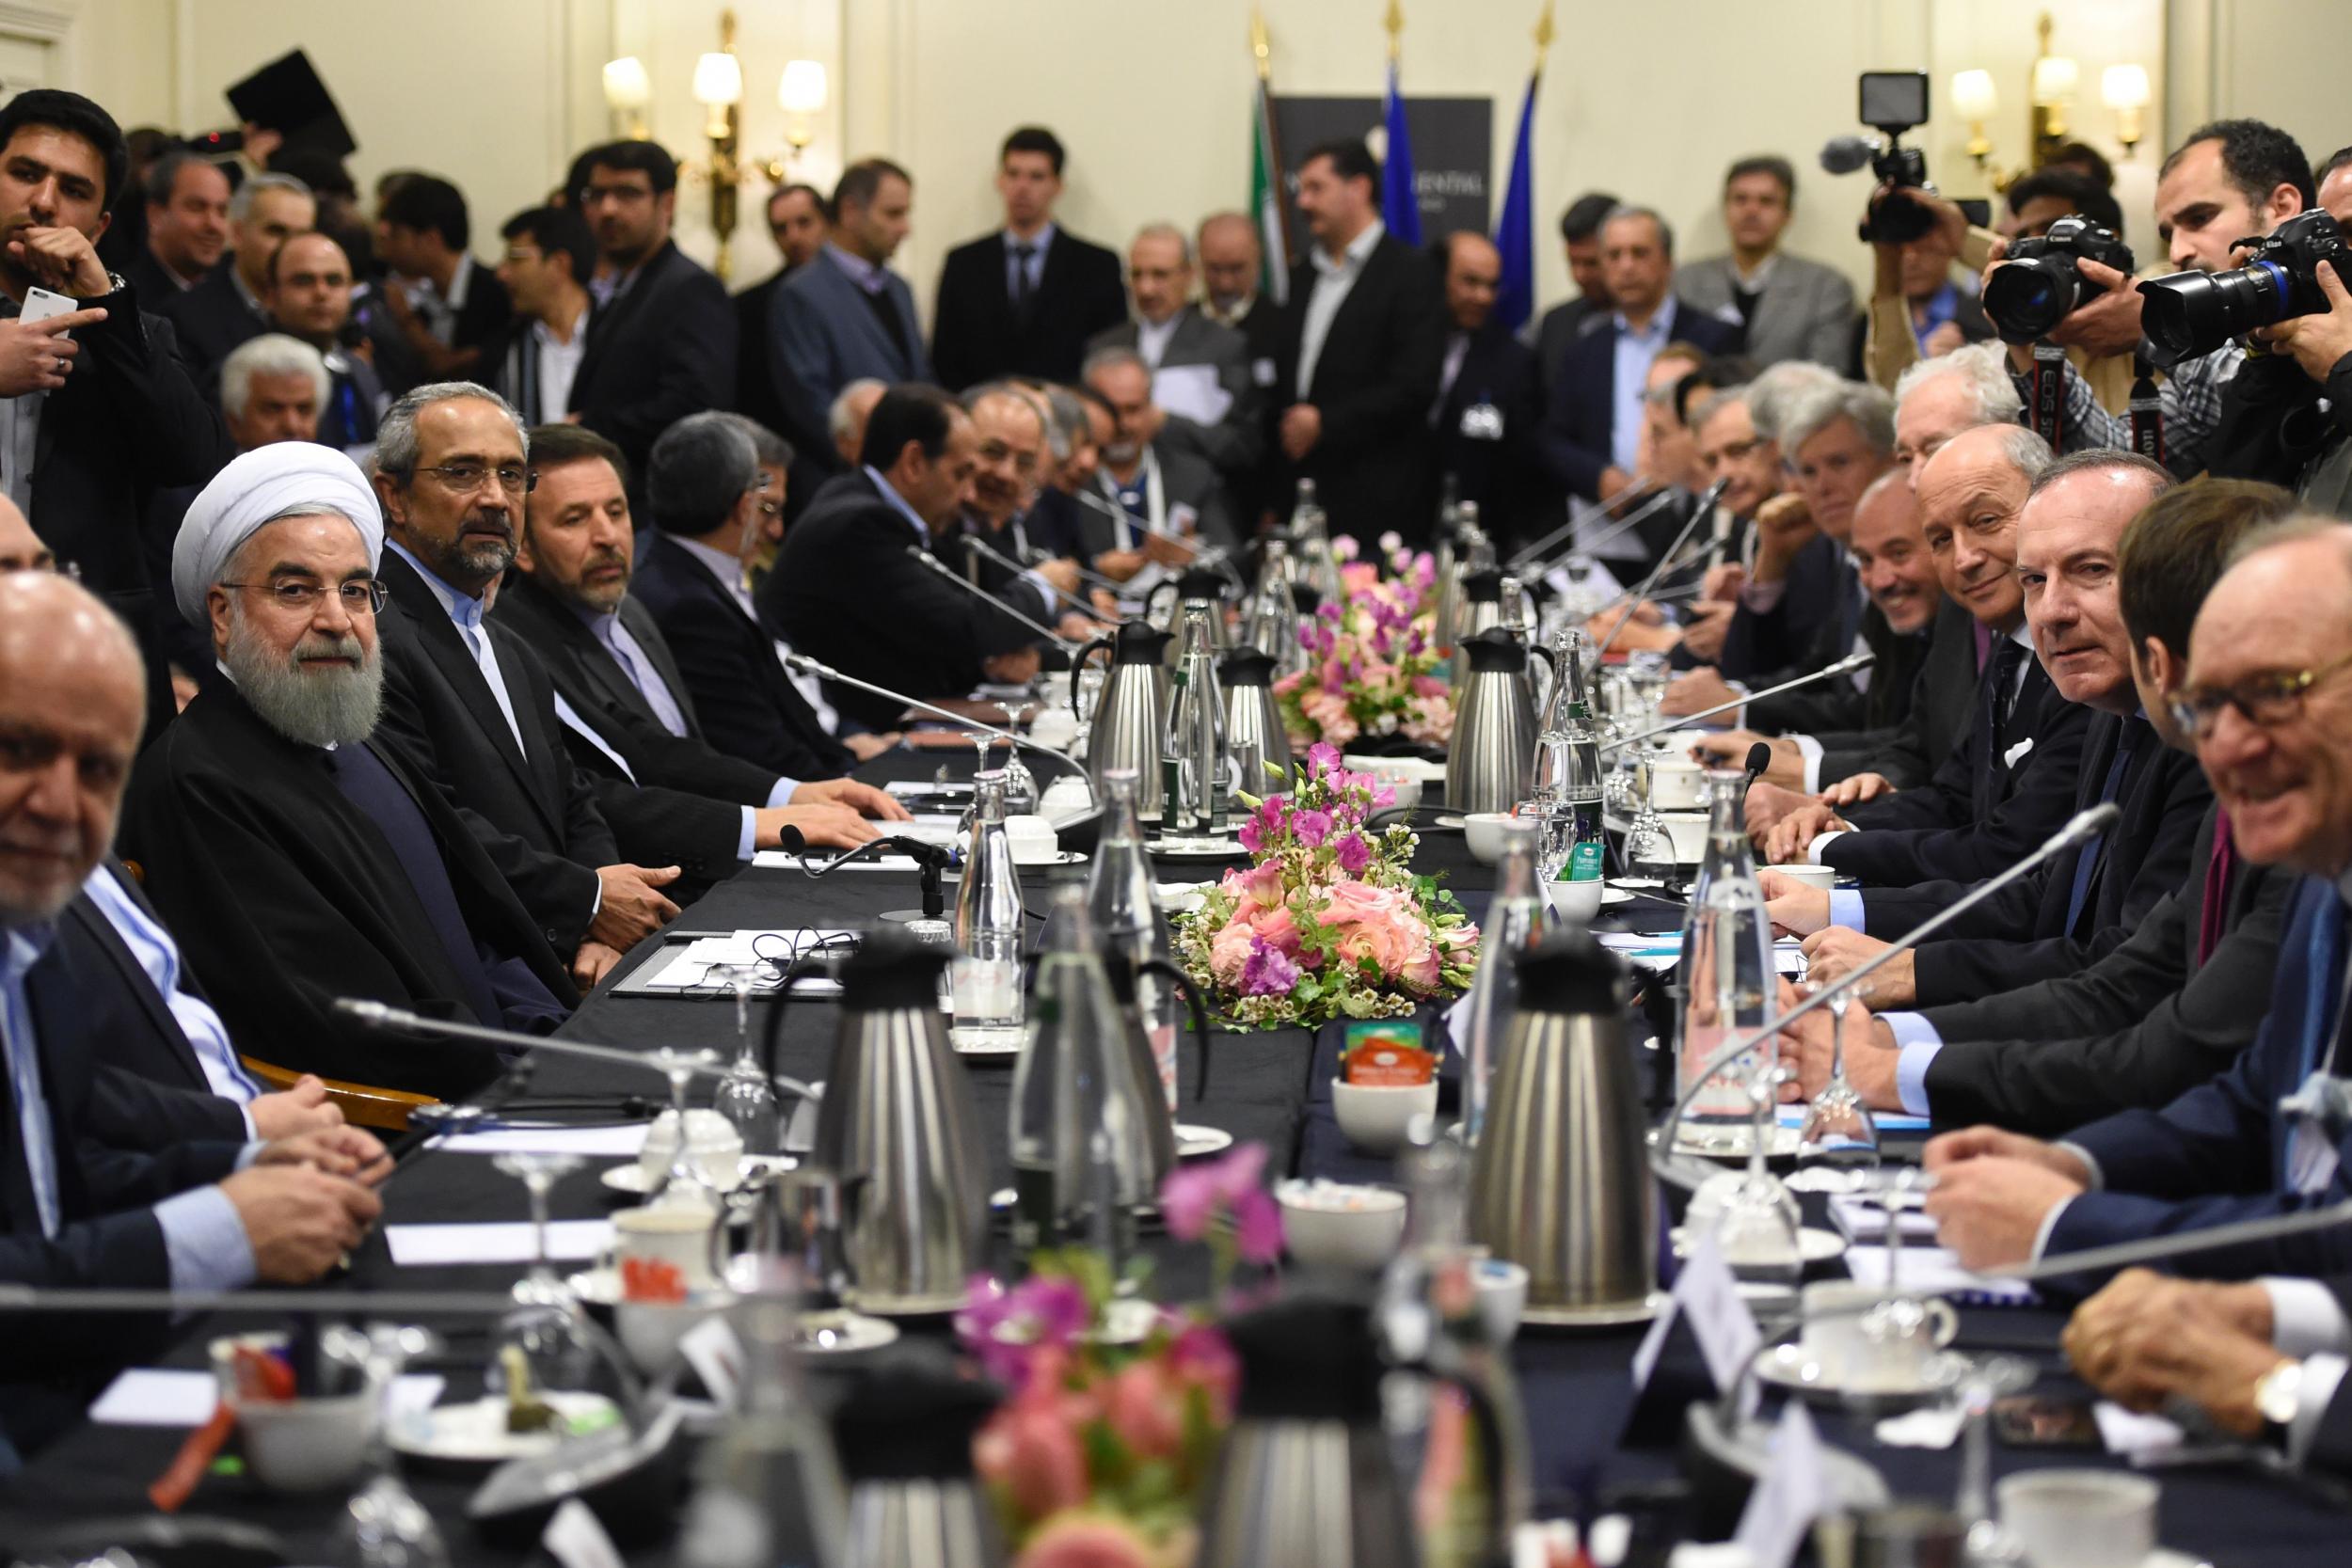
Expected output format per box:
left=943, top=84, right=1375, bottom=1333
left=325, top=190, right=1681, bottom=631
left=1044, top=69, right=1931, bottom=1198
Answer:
left=119, top=442, right=579, bottom=1101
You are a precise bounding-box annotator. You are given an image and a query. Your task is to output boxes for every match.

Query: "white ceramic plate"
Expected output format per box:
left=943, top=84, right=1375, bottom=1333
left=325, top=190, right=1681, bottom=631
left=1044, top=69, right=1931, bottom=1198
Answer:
left=948, top=1025, right=1025, bottom=1058
left=1519, top=1291, right=1669, bottom=1329
left=796, top=1309, right=901, bottom=1355
left=1753, top=1340, right=1949, bottom=1403
left=388, top=1392, right=622, bottom=1465
left=1175, top=1123, right=1233, bottom=1158
left=598, top=1154, right=795, bottom=1196
left=1671, top=1226, right=1847, bottom=1264
left=1674, top=1124, right=1804, bottom=1161
left=1433, top=813, right=1468, bottom=830
left=1151, top=836, right=1251, bottom=861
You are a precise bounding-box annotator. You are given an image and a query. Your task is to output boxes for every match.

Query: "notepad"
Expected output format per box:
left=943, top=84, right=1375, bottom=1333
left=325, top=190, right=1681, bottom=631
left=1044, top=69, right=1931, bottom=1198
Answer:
left=752, top=851, right=926, bottom=873
left=433, top=1122, right=649, bottom=1157
left=632, top=930, right=856, bottom=994
left=90, top=1369, right=445, bottom=1426
left=385, top=1220, right=612, bottom=1266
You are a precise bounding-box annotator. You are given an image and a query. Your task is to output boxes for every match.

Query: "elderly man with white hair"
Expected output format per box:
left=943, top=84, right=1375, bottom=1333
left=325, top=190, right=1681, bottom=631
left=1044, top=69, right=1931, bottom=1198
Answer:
left=218, top=332, right=327, bottom=452
left=119, top=442, right=579, bottom=1100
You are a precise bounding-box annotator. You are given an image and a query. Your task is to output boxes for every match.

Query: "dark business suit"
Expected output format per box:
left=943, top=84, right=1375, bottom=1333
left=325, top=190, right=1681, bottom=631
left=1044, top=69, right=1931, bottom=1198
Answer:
left=1813, top=599, right=1979, bottom=790
left=1715, top=533, right=1852, bottom=687
left=567, top=241, right=736, bottom=497
left=482, top=309, right=589, bottom=428
left=1914, top=805, right=2293, bottom=1134
left=2043, top=878, right=2352, bottom=1283
left=1528, top=294, right=1606, bottom=402
left=1860, top=714, right=2213, bottom=1005
left=1086, top=307, right=1266, bottom=484
left=15, top=284, right=228, bottom=738
left=1537, top=298, right=1740, bottom=502
left=734, top=265, right=795, bottom=438
left=120, top=246, right=201, bottom=310
left=157, top=261, right=268, bottom=395
left=1077, top=445, right=1243, bottom=562
left=1822, top=640, right=2094, bottom=887
left=1427, top=319, right=1550, bottom=552
left=764, top=470, right=1041, bottom=730
left=931, top=227, right=1127, bottom=390
left=374, top=549, right=618, bottom=954
left=769, top=249, right=930, bottom=469
left=1275, top=232, right=1449, bottom=545
left=625, top=533, right=858, bottom=783
left=1746, top=595, right=1923, bottom=741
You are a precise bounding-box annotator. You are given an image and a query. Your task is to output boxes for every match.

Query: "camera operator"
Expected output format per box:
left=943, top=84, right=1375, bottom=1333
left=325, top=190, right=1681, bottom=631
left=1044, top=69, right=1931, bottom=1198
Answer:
left=1858, top=188, right=1994, bottom=390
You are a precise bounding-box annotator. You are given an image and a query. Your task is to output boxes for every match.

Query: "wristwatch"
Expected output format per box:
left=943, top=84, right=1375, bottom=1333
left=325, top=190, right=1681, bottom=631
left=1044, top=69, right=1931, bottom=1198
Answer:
left=2255, top=1355, right=2306, bottom=1444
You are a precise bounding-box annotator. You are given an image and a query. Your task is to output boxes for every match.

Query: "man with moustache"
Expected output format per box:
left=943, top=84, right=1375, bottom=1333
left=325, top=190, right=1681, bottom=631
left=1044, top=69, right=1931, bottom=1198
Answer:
left=122, top=445, right=573, bottom=1097
left=1080, top=348, right=1237, bottom=583
left=1760, top=423, right=2094, bottom=887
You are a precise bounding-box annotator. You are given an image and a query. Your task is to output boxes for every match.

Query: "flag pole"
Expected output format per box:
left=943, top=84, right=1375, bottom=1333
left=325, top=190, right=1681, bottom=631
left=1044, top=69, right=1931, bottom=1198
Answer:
left=1249, top=5, right=1294, bottom=286
left=1384, top=0, right=1404, bottom=63
left=1532, top=0, right=1555, bottom=77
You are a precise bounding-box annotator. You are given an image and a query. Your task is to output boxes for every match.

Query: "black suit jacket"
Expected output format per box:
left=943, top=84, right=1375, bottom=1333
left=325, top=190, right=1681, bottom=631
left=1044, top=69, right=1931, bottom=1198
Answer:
left=765, top=471, right=1042, bottom=729
left=157, top=262, right=267, bottom=395
left=18, top=282, right=228, bottom=737
left=1716, top=533, right=1851, bottom=687
left=1274, top=233, right=1449, bottom=544
left=1428, top=320, right=1550, bottom=551
left=1813, top=598, right=1979, bottom=789
left=1530, top=295, right=1606, bottom=400
left=930, top=228, right=1127, bottom=389
left=567, top=241, right=736, bottom=490
left=375, top=549, right=618, bottom=952
left=1745, top=594, right=1929, bottom=741
left=495, top=568, right=808, bottom=808
left=734, top=265, right=793, bottom=437
left=1823, top=641, right=2093, bottom=886
left=1538, top=299, right=1740, bottom=500
left=1861, top=714, right=2214, bottom=1005
left=1915, top=805, right=2294, bottom=1134
left=625, top=533, right=858, bottom=781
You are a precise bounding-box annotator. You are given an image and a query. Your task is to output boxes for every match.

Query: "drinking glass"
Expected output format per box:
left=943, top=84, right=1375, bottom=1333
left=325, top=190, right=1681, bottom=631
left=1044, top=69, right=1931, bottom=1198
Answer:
left=1797, top=989, right=1882, bottom=1168
left=647, top=1047, right=723, bottom=1209
left=707, top=961, right=783, bottom=1157
left=1708, top=1066, right=1802, bottom=1290
left=323, top=1323, right=448, bottom=1568
left=1001, top=703, right=1041, bottom=815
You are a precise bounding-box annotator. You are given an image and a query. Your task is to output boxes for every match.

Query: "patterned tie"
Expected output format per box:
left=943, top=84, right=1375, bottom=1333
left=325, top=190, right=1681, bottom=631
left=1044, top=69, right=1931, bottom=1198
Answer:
left=2197, top=809, right=2236, bottom=967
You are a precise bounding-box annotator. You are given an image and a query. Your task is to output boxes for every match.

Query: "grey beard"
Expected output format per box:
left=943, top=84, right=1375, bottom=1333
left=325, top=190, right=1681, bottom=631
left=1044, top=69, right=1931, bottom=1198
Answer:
left=225, top=611, right=385, bottom=749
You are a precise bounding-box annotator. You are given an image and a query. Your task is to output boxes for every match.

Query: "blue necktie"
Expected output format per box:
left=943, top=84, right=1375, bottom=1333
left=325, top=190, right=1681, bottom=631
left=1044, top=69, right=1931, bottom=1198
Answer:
left=603, top=618, right=689, bottom=737
left=2062, top=725, right=2137, bottom=935
left=0, top=951, right=59, bottom=1238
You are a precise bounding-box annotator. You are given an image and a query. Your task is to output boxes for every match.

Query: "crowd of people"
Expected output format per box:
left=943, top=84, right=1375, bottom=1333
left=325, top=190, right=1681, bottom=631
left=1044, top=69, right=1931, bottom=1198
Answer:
left=7, top=73, right=2352, bottom=1474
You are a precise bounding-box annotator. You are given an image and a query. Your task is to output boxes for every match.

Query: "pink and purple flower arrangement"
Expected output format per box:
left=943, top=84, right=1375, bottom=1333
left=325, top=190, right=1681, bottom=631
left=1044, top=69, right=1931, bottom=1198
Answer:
left=1273, top=537, right=1454, bottom=751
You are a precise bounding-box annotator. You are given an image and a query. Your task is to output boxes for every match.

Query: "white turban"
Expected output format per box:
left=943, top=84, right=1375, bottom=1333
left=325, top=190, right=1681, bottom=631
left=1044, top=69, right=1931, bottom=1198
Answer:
left=171, top=444, right=384, bottom=626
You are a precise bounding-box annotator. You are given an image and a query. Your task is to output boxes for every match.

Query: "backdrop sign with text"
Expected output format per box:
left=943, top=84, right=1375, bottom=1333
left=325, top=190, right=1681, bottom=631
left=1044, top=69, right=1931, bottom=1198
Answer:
left=1274, top=95, right=1493, bottom=261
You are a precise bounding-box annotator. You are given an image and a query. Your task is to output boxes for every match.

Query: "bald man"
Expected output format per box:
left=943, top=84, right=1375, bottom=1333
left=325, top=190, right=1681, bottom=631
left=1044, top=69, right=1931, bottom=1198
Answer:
left=1086, top=223, right=1263, bottom=486
left=1429, top=229, right=1548, bottom=547
left=0, top=572, right=388, bottom=1456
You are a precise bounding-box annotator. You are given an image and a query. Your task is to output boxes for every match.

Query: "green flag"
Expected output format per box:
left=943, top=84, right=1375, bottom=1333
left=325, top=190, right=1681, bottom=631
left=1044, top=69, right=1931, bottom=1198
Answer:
left=1252, top=77, right=1289, bottom=305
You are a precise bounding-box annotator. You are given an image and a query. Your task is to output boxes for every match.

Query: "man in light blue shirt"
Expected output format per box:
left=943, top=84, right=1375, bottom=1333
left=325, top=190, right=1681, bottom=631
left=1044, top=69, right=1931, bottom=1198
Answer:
left=0, top=570, right=388, bottom=1459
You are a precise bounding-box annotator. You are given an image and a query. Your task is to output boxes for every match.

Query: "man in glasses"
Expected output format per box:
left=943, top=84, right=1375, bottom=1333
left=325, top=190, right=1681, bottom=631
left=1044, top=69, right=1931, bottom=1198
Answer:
left=1920, top=518, right=2352, bottom=1285
left=121, top=442, right=576, bottom=1098
left=563, top=140, right=733, bottom=504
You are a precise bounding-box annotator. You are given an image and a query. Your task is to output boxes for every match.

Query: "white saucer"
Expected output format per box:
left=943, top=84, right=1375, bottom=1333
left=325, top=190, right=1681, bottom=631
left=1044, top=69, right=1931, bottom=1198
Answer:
left=1152, top=836, right=1251, bottom=860
left=796, top=1308, right=901, bottom=1355
left=1519, top=1291, right=1669, bottom=1329
left=1672, top=1225, right=1847, bottom=1264
left=948, top=1024, right=1025, bottom=1058
left=1599, top=885, right=1634, bottom=908
left=990, top=1294, right=1163, bottom=1348
left=1433, top=813, right=1468, bottom=830
left=389, top=1392, right=621, bottom=1465
left=1176, top=1123, right=1233, bottom=1158
left=1753, top=1340, right=1953, bottom=1403
left=848, top=1288, right=971, bottom=1319
left=1674, top=1124, right=1804, bottom=1161
left=599, top=1154, right=795, bottom=1196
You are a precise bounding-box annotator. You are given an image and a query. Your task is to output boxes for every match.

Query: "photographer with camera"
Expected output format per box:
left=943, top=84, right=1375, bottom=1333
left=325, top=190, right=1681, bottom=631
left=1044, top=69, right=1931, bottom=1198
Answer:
left=2264, top=150, right=2352, bottom=516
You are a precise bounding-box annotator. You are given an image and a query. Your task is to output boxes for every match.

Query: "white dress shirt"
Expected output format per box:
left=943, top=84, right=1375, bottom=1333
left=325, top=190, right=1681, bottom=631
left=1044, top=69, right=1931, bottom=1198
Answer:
left=1136, top=312, right=1180, bottom=369
left=532, top=312, right=588, bottom=422
left=386, top=541, right=527, bottom=756
left=1295, top=219, right=1385, bottom=401
left=80, top=868, right=261, bottom=1123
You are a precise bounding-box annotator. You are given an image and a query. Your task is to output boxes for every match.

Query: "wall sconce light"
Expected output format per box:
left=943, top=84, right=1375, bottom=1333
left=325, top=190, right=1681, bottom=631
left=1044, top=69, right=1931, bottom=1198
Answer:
left=1951, top=69, right=1998, bottom=172
left=2102, top=64, right=2150, bottom=157
left=601, top=56, right=650, bottom=141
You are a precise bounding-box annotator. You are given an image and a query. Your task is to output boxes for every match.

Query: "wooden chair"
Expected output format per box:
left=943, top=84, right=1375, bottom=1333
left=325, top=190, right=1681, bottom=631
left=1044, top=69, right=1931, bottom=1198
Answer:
left=241, top=1055, right=441, bottom=1132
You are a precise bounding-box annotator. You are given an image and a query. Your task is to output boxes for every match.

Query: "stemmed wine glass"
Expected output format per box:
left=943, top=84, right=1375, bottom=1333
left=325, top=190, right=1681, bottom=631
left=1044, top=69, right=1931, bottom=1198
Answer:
left=1001, top=702, right=1041, bottom=816
left=707, top=961, right=782, bottom=1157
left=1934, top=1353, right=2038, bottom=1564
left=646, top=1046, right=723, bottom=1209
left=1623, top=764, right=1679, bottom=889
left=323, top=1323, right=448, bottom=1568
left=1708, top=1064, right=1803, bottom=1291
left=492, top=1151, right=582, bottom=1309
left=484, top=1152, right=606, bottom=1427
left=1798, top=987, right=1882, bottom=1167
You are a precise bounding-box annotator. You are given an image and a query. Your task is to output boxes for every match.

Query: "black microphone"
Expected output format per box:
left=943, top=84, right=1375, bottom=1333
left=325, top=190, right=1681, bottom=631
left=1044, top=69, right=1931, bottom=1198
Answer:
left=333, top=997, right=818, bottom=1101
left=1819, top=134, right=1879, bottom=175
left=1740, top=740, right=1772, bottom=797
left=779, top=649, right=1093, bottom=804
left=1650, top=801, right=2121, bottom=1192
left=903, top=543, right=1080, bottom=653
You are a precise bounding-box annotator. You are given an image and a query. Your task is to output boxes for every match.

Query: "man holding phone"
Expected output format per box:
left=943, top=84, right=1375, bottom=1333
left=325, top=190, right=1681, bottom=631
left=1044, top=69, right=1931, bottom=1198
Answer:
left=0, top=88, right=225, bottom=736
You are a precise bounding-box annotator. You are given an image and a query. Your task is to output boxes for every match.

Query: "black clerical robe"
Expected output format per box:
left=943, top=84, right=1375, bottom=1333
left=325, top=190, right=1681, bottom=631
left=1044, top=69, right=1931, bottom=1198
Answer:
left=117, top=684, right=578, bottom=1101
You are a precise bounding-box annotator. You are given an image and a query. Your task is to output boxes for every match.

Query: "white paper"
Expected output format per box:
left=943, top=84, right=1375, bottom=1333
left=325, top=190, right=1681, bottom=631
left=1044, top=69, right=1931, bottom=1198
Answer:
left=2093, top=1401, right=2185, bottom=1458
left=1734, top=1401, right=1830, bottom=1568
left=90, top=1369, right=443, bottom=1426
left=634, top=930, right=857, bottom=993
left=752, top=850, right=924, bottom=873
left=1874, top=1402, right=1966, bottom=1449
left=386, top=1219, right=612, bottom=1266
left=1676, top=1229, right=1764, bottom=1409
left=1152, top=363, right=1232, bottom=427
left=1844, top=1243, right=2039, bottom=1305
left=432, top=1122, right=649, bottom=1157
left=543, top=1497, right=628, bottom=1568
left=1596, top=931, right=1808, bottom=975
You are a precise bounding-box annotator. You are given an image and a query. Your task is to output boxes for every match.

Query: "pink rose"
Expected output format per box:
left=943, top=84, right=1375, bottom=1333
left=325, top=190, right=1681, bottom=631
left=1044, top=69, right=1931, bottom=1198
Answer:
left=1208, top=921, right=1256, bottom=986
left=1013, top=1514, right=1161, bottom=1568
left=975, top=1405, right=1090, bottom=1523
left=1101, top=1361, right=1184, bottom=1460
left=1248, top=904, right=1302, bottom=954
left=1321, top=879, right=1405, bottom=926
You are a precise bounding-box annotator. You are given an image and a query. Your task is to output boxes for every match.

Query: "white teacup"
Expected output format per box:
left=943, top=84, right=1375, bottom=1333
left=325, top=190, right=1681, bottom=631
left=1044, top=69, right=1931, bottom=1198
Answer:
left=1657, top=811, right=1709, bottom=863
left=1799, top=1280, right=1957, bottom=1392
left=639, top=1108, right=745, bottom=1191
left=1772, top=863, right=1837, bottom=892
left=1544, top=874, right=1605, bottom=923
left=1474, top=1259, right=1529, bottom=1345
left=607, top=1202, right=721, bottom=1294
left=1646, top=759, right=1708, bottom=810
left=1996, top=1470, right=2158, bottom=1568
left=1462, top=812, right=1516, bottom=863
left=1331, top=1077, right=1438, bottom=1155
left=1005, top=814, right=1060, bottom=863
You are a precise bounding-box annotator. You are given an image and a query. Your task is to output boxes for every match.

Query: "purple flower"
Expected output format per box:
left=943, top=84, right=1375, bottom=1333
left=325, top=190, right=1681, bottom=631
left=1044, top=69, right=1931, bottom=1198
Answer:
left=1237, top=816, right=1263, bottom=853
left=1307, top=741, right=1341, bottom=778
left=1232, top=1188, right=1285, bottom=1264
left=1239, top=938, right=1301, bottom=997
left=1292, top=808, right=1332, bottom=847
left=956, top=1273, right=1091, bottom=1389
left=1161, top=1143, right=1270, bottom=1242
left=1333, top=832, right=1372, bottom=874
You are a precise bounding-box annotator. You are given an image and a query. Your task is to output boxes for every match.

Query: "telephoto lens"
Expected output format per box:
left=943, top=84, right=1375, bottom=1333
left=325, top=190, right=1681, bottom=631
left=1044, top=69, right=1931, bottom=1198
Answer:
left=2138, top=210, right=2352, bottom=365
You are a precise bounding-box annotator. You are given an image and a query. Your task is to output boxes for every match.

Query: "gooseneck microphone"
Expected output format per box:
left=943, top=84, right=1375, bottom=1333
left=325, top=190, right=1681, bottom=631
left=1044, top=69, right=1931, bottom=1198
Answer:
left=778, top=649, right=1093, bottom=805
left=1507, top=483, right=1679, bottom=575
left=903, top=543, right=1080, bottom=654
left=1601, top=651, right=1877, bottom=751
left=1594, top=478, right=1729, bottom=661
left=1647, top=802, right=2122, bottom=1193
left=959, top=530, right=1105, bottom=620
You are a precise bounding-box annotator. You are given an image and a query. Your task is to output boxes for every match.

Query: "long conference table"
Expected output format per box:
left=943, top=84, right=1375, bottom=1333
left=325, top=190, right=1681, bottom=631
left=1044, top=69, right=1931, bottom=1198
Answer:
left=1, top=747, right=2346, bottom=1565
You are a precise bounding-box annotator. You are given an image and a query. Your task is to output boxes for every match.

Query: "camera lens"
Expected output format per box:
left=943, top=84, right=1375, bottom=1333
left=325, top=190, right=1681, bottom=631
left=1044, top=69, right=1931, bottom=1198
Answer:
left=2139, top=261, right=2295, bottom=361
left=1983, top=259, right=2076, bottom=344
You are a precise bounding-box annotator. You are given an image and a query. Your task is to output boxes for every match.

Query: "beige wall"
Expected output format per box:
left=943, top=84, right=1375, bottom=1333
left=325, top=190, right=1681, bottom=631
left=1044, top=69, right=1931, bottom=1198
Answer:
left=42, top=0, right=2339, bottom=327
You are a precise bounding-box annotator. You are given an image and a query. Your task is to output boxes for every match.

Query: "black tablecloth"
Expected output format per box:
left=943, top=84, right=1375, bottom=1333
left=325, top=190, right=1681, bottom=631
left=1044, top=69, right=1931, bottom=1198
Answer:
left=1, top=750, right=2344, bottom=1564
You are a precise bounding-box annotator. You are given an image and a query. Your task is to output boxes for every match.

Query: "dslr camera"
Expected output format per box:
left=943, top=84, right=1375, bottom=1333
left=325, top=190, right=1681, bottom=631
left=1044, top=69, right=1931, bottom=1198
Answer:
left=1982, top=216, right=2137, bottom=343
left=1820, top=71, right=1940, bottom=245
left=2139, top=210, right=2352, bottom=365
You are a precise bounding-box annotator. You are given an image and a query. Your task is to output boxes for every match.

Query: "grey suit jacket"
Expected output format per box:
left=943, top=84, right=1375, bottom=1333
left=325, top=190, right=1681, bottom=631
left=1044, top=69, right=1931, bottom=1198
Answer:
left=1677, top=251, right=1857, bottom=368
left=1086, top=307, right=1266, bottom=481
left=1078, top=441, right=1240, bottom=559
left=770, top=250, right=933, bottom=454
